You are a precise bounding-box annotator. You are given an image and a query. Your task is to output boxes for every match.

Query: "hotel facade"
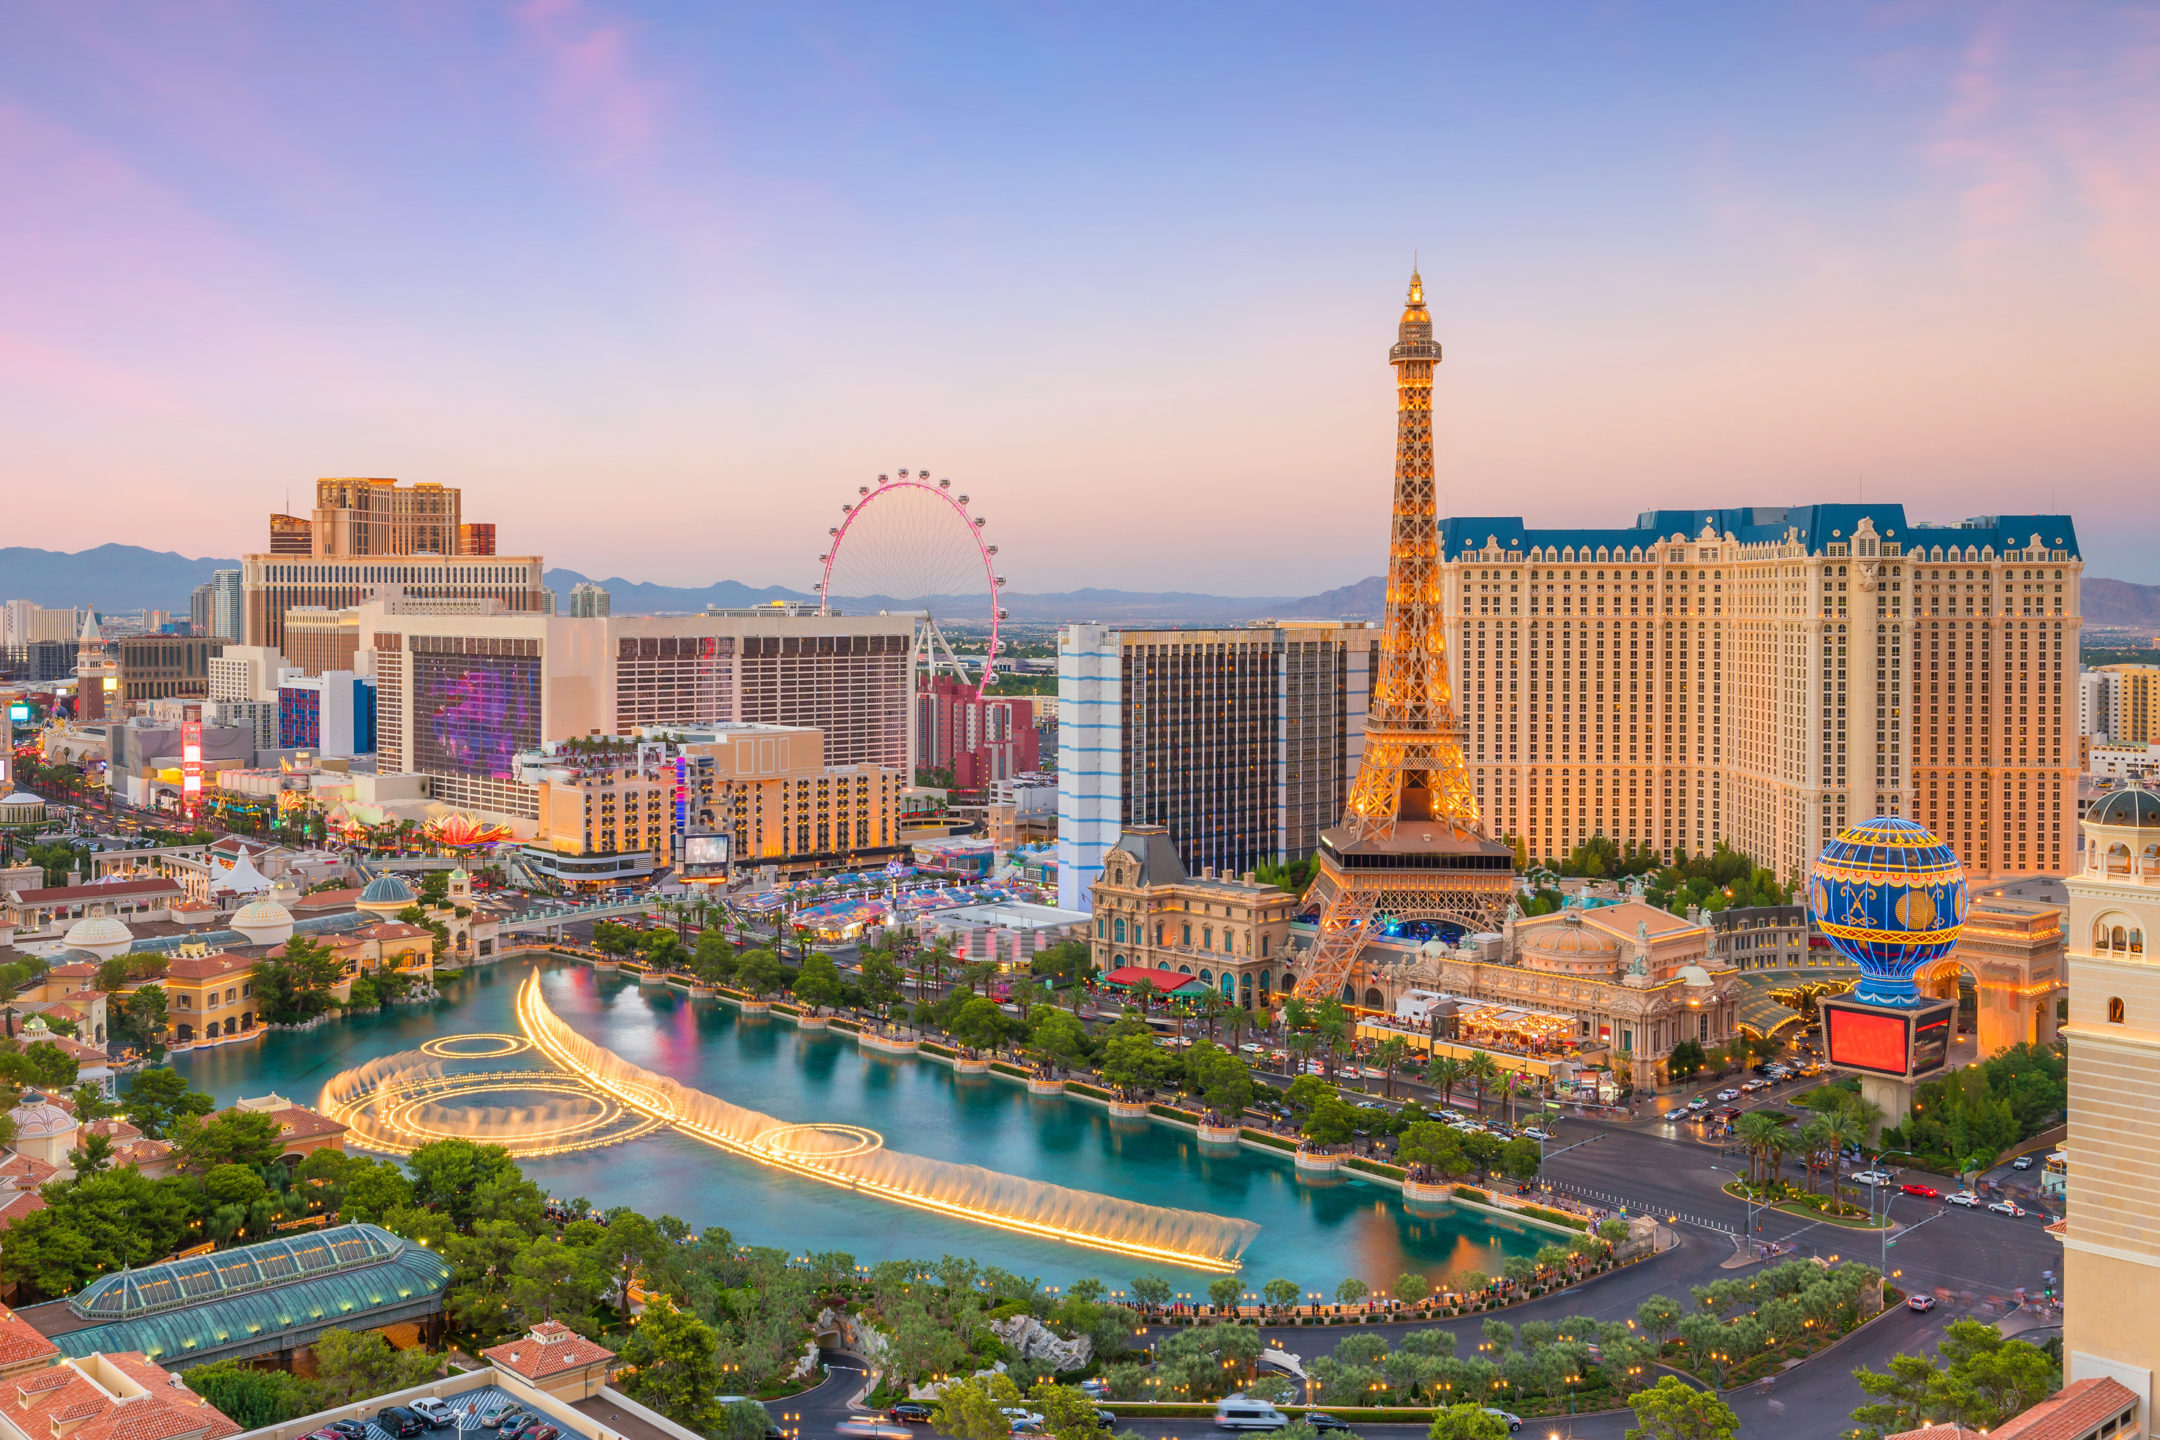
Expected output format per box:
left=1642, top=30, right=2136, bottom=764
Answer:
left=1439, top=506, right=2081, bottom=884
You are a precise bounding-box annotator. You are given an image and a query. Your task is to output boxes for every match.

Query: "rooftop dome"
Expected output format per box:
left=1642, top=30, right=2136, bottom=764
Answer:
left=61, top=915, right=133, bottom=961
left=359, top=874, right=415, bottom=906
left=1676, top=964, right=1714, bottom=987
left=8, top=1100, right=77, bottom=1140
left=229, top=896, right=295, bottom=946
left=2090, top=785, right=2160, bottom=829
left=1519, top=910, right=1620, bottom=973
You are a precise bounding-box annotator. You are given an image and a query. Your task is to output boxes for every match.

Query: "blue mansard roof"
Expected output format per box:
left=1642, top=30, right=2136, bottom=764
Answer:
left=1439, top=506, right=2080, bottom=561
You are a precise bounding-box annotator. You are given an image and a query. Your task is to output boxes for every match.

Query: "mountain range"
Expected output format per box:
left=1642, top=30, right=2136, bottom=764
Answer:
left=3, top=545, right=2156, bottom=631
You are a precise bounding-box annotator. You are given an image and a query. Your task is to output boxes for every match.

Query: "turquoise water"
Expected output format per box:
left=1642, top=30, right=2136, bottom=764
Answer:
left=174, top=961, right=1544, bottom=1291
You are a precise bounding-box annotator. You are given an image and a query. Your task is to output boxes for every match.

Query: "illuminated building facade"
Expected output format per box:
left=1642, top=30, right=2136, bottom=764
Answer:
left=1089, top=826, right=1299, bottom=1010
left=2093, top=664, right=2160, bottom=745
left=918, top=675, right=1038, bottom=788
left=1439, top=506, right=2082, bottom=883
left=1056, top=620, right=1374, bottom=910
left=363, top=609, right=912, bottom=825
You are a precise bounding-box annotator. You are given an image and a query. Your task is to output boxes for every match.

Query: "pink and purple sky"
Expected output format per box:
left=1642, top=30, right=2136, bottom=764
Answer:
left=3, top=3, right=2156, bottom=591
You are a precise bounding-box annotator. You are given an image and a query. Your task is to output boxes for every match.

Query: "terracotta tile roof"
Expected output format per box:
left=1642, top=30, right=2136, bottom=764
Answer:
left=46, top=963, right=100, bottom=980
left=265, top=1106, right=346, bottom=1141
left=481, top=1320, right=616, bottom=1381
left=156, top=952, right=253, bottom=982
left=1887, top=1426, right=1986, bottom=1440
left=83, top=1118, right=145, bottom=1142
left=1991, top=1378, right=2140, bottom=1440
left=0, top=1152, right=60, bottom=1187
left=3, top=1353, right=239, bottom=1440
left=293, top=888, right=362, bottom=910
left=8, top=880, right=181, bottom=905
left=0, top=1189, right=50, bottom=1234
left=0, top=1302, right=61, bottom=1367
left=106, top=1138, right=174, bottom=1168
left=357, top=923, right=432, bottom=940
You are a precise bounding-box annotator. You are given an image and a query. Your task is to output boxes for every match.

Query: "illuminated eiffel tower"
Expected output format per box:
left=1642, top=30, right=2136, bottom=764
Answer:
left=1295, top=272, right=1515, bottom=1002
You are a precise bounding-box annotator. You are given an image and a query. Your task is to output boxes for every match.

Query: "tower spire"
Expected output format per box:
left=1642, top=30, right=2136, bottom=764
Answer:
left=1293, top=276, right=1511, bottom=999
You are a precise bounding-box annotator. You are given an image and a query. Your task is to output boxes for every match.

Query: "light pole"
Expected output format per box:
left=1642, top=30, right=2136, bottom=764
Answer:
left=1710, top=1163, right=1759, bottom=1245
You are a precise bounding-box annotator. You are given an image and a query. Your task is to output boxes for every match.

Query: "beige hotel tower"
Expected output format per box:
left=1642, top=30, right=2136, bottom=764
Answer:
left=1437, top=507, right=2081, bottom=885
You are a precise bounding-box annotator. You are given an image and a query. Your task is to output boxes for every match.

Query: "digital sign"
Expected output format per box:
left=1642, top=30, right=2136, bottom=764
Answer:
left=680, top=832, right=731, bottom=878
left=7, top=703, right=30, bottom=723
left=1824, top=1003, right=1910, bottom=1076
left=1821, top=996, right=1957, bottom=1079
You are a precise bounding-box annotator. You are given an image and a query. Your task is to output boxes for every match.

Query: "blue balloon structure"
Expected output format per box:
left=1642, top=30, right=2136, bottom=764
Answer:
left=1807, top=816, right=1968, bottom=1007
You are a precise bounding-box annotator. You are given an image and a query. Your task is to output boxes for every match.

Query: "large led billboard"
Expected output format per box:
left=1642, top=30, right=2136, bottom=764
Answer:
left=412, top=651, right=541, bottom=781
left=1821, top=996, right=1957, bottom=1079
left=680, top=832, right=731, bottom=878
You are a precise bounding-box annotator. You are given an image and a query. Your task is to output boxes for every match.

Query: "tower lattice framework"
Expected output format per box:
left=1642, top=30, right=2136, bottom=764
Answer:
left=1296, top=272, right=1514, bottom=1001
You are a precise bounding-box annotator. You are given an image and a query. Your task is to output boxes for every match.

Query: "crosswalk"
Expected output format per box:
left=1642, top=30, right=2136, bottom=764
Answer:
left=1542, top=1179, right=1740, bottom=1237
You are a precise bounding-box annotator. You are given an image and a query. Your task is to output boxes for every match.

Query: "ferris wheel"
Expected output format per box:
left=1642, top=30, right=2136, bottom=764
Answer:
left=817, top=468, right=1006, bottom=689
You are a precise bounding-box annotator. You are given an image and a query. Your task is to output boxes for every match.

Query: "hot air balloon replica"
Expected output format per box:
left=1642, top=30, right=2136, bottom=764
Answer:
left=1807, top=815, right=1968, bottom=1130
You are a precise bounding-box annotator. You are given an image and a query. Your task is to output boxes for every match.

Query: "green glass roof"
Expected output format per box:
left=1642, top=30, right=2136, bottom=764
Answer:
left=71, top=1224, right=402, bottom=1320
left=53, top=1236, right=453, bottom=1367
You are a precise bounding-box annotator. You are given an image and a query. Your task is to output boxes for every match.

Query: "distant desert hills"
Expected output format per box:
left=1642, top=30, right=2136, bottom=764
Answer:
left=4, top=545, right=2157, bottom=630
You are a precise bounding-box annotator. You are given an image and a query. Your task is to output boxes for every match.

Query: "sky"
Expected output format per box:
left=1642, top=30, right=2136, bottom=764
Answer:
left=2, top=3, right=2157, bottom=593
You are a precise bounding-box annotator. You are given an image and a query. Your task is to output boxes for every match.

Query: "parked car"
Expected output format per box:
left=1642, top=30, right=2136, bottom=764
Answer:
left=1902, top=1183, right=1941, bottom=1199
left=2012, top=1156, right=2035, bottom=1171
left=1215, top=1397, right=1289, bottom=1431
left=324, top=1424, right=369, bottom=1440
left=1988, top=1200, right=2029, bottom=1217
left=1908, top=1294, right=1937, bottom=1313
left=1946, top=1191, right=1981, bottom=1208
left=375, top=1409, right=428, bottom=1439
left=1093, top=1410, right=1117, bottom=1431
left=1305, top=1415, right=1357, bottom=1434
left=887, top=1405, right=934, bottom=1425
left=408, top=1400, right=456, bottom=1430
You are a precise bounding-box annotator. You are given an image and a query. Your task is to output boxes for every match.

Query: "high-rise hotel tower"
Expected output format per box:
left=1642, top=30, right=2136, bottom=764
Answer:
left=1439, top=507, right=2081, bottom=883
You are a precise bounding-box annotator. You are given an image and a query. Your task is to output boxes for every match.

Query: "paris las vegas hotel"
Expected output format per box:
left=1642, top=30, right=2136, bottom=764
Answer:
left=1439, top=505, right=2079, bottom=884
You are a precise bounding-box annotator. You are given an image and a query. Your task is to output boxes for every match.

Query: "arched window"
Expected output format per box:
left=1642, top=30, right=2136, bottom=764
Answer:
left=2096, top=921, right=2114, bottom=951
left=1342, top=982, right=1356, bottom=1002
left=1198, top=969, right=1213, bottom=984
left=1096, top=918, right=1105, bottom=938
left=1364, top=988, right=1385, bottom=1010
left=1203, top=927, right=1214, bottom=951
left=1154, top=923, right=1164, bottom=946
left=2114, top=926, right=2128, bottom=953
left=1112, top=917, right=1125, bottom=944
left=2110, top=843, right=2132, bottom=874
left=2109, top=997, right=2126, bottom=1024
left=1220, top=973, right=1235, bottom=1000
left=1261, top=936, right=1271, bottom=958
left=2134, top=929, right=2146, bottom=956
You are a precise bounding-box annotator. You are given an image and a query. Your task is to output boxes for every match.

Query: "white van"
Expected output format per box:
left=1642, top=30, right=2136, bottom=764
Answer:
left=1214, top=1397, right=1288, bottom=1431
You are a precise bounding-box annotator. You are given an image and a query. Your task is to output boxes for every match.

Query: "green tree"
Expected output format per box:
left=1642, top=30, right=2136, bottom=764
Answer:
left=1301, top=1092, right=1360, bottom=1147
left=1635, top=1295, right=1683, bottom=1349
left=1208, top=1275, right=1244, bottom=1313
left=1499, top=1136, right=1542, bottom=1186
left=931, top=1370, right=1025, bottom=1440
left=308, top=1327, right=440, bottom=1406
left=1624, top=1376, right=1738, bottom=1440
left=1667, top=1041, right=1708, bottom=1082
left=1848, top=1320, right=2059, bottom=1438
left=1262, top=1277, right=1300, bottom=1313
left=1100, top=1033, right=1172, bottom=1098
left=1028, top=1008, right=1091, bottom=1072
left=790, top=953, right=845, bottom=1013
left=1429, top=1404, right=1509, bottom=1440
left=1335, top=1276, right=1369, bottom=1307
left=616, top=1300, right=716, bottom=1432
left=858, top=952, right=906, bottom=1018
left=1186, top=1041, right=1255, bottom=1117
left=1396, top=1122, right=1468, bottom=1178
left=173, top=1109, right=285, bottom=1171
left=949, top=996, right=1014, bottom=1053
left=1130, top=1273, right=1173, bottom=1311
left=338, top=1157, right=416, bottom=1222
left=182, top=1362, right=315, bottom=1429
left=0, top=1168, right=200, bottom=1299
left=113, top=985, right=172, bottom=1055
left=405, top=1138, right=530, bottom=1228
left=119, top=1067, right=215, bottom=1140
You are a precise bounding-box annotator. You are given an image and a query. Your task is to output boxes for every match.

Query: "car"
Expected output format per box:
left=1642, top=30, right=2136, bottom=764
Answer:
left=1946, top=1191, right=1981, bottom=1208
left=1521, top=1127, right=1552, bottom=1141
left=2012, top=1155, right=2035, bottom=1171
left=999, top=1409, right=1046, bottom=1430
left=306, top=1429, right=346, bottom=1440
left=1094, top=1411, right=1117, bottom=1431
left=1902, top=1183, right=1941, bottom=1199
left=1078, top=1380, right=1110, bottom=1399
left=888, top=1404, right=935, bottom=1424
left=1687, top=1097, right=1710, bottom=1110
left=1850, top=1170, right=1892, bottom=1186
left=1988, top=1200, right=2029, bottom=1217
left=520, top=1427, right=558, bottom=1440
left=408, top=1400, right=456, bottom=1430
left=375, top=1410, right=428, bottom=1439
left=1716, top=1089, right=1740, bottom=1101
left=1305, top=1416, right=1356, bottom=1434
left=324, top=1424, right=369, bottom=1440
left=1908, top=1294, right=1938, bottom=1313
left=1214, top=1398, right=1289, bottom=1431
left=1482, top=1410, right=1524, bottom=1433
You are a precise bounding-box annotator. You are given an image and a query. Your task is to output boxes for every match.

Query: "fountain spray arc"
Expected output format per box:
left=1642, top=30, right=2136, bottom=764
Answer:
left=506, top=974, right=1259, bottom=1273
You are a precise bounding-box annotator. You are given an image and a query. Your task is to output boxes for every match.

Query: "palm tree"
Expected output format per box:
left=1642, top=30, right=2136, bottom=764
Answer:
left=1427, top=1054, right=1464, bottom=1111
left=1371, top=1036, right=1410, bottom=1100
left=1465, top=1053, right=1503, bottom=1119
left=1822, top=1111, right=1867, bottom=1207
left=1733, top=1111, right=1782, bottom=1189
left=1797, top=1116, right=1837, bottom=1196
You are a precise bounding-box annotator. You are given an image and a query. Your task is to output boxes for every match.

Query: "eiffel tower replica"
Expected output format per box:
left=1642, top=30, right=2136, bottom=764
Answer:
left=1296, top=271, right=1516, bottom=1001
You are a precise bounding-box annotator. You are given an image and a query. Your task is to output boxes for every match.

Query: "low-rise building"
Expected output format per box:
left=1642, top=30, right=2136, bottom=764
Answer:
left=1, top=879, right=182, bottom=947
left=0, top=1347, right=239, bottom=1440
left=480, top=1320, right=617, bottom=1399
left=915, top=900, right=1090, bottom=970
left=1089, top=827, right=1300, bottom=1010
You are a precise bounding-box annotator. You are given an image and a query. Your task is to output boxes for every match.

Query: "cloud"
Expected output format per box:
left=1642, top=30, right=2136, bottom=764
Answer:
left=514, top=0, right=662, bottom=171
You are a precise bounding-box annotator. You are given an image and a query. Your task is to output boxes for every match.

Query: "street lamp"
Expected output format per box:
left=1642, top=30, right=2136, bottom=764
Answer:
left=1710, top=1163, right=1760, bottom=1244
